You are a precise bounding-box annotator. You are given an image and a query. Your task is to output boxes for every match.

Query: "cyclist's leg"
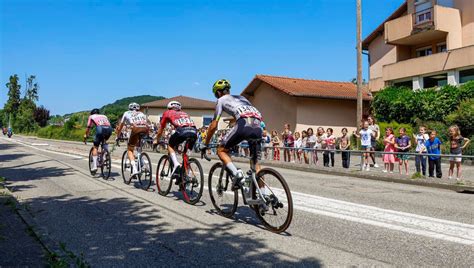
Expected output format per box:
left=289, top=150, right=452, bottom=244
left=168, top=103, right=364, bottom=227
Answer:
left=219, top=122, right=244, bottom=180
left=127, top=127, right=139, bottom=173
left=91, top=127, right=104, bottom=170
left=167, top=131, right=182, bottom=175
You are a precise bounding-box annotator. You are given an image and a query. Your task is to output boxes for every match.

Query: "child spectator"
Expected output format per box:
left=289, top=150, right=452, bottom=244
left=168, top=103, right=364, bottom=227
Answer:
left=448, top=125, right=471, bottom=181
left=354, top=121, right=374, bottom=171
left=271, top=130, right=281, bottom=161
left=338, top=128, right=351, bottom=168
left=294, top=132, right=303, bottom=163
left=368, top=115, right=380, bottom=168
left=425, top=130, right=442, bottom=178
left=262, top=130, right=271, bottom=160
left=301, top=130, right=309, bottom=164
left=324, top=128, right=336, bottom=167
left=395, top=127, right=411, bottom=175
left=413, top=126, right=429, bottom=176
left=383, top=127, right=396, bottom=173
left=281, top=124, right=294, bottom=162
left=316, top=127, right=326, bottom=165
left=306, top=128, right=317, bottom=165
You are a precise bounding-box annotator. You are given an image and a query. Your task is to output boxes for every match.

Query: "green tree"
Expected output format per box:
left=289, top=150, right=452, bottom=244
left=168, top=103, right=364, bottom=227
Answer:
left=25, top=75, right=39, bottom=102
left=4, top=74, right=21, bottom=115
left=34, top=106, right=50, bottom=127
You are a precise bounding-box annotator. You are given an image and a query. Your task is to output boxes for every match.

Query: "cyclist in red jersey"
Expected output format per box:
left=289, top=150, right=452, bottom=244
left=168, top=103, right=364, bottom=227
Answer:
left=154, top=101, right=198, bottom=178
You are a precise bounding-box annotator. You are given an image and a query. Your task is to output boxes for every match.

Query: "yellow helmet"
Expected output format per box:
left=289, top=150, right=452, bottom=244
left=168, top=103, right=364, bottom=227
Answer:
left=212, top=79, right=231, bottom=97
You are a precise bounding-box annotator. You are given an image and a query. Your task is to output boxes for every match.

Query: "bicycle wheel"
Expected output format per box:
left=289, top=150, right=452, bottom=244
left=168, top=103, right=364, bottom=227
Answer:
left=121, top=151, right=133, bottom=185
left=181, top=158, right=204, bottom=205
left=138, top=152, right=153, bottom=190
left=88, top=148, right=97, bottom=176
left=101, top=149, right=111, bottom=180
left=156, top=155, right=173, bottom=196
left=252, top=168, right=293, bottom=233
left=208, top=162, right=238, bottom=218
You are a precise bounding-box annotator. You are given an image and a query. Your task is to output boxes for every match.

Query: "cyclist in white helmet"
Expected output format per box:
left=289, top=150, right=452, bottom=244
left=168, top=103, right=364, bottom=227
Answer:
left=154, top=100, right=197, bottom=179
left=116, top=102, right=149, bottom=175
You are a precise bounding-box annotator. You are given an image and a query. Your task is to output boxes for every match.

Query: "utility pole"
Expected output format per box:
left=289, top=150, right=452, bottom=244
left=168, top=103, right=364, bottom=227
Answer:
left=356, top=0, right=363, bottom=130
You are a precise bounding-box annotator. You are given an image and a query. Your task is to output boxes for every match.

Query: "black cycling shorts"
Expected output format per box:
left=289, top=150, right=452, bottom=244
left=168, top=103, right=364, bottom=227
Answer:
left=168, top=127, right=198, bottom=149
left=94, top=126, right=112, bottom=147
left=221, top=118, right=262, bottom=149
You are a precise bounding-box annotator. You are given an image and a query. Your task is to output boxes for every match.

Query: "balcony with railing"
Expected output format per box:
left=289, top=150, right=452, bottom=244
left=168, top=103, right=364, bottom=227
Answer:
left=384, top=4, right=461, bottom=47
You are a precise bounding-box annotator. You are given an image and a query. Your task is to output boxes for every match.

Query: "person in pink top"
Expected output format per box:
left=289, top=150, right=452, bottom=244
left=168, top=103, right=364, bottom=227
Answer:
left=84, top=108, right=112, bottom=172
left=382, top=127, right=396, bottom=173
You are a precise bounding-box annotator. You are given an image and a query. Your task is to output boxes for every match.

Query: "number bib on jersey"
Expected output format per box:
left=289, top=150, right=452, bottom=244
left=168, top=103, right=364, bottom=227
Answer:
left=131, top=114, right=147, bottom=126
left=236, top=105, right=262, bottom=119
left=174, top=117, right=194, bottom=127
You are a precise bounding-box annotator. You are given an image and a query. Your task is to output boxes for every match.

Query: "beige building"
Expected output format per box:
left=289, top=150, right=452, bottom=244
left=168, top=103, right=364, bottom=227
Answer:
left=141, top=95, right=226, bottom=129
left=241, top=75, right=372, bottom=134
left=363, top=0, right=474, bottom=91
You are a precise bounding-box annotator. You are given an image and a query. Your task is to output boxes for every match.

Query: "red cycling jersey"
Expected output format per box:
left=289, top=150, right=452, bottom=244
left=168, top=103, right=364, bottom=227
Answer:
left=160, top=110, right=196, bottom=129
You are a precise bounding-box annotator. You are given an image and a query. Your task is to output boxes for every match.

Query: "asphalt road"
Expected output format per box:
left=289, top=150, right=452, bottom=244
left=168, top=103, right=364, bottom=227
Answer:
left=1, top=136, right=473, bottom=267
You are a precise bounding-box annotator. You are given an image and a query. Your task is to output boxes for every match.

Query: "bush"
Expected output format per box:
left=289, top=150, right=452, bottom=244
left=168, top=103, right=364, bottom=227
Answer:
left=36, top=125, right=86, bottom=141
left=445, top=99, right=474, bottom=138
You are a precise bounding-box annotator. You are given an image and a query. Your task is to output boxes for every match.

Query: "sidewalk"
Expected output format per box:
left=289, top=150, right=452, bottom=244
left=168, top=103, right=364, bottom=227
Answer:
left=0, top=193, right=46, bottom=266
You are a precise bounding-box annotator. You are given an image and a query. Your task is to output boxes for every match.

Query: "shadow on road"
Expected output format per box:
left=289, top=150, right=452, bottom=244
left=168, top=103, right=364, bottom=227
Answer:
left=22, top=193, right=320, bottom=267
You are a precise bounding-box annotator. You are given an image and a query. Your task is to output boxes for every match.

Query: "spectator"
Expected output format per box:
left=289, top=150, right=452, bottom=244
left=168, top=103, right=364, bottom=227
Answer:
left=301, top=130, right=309, bottom=164
left=382, top=127, right=396, bottom=173
left=426, top=130, right=442, bottom=178
left=339, top=128, right=351, bottom=169
left=448, top=125, right=471, bottom=181
left=367, top=115, right=380, bottom=168
left=395, top=127, right=411, bottom=175
left=306, top=128, right=317, bottom=165
left=262, top=130, right=271, bottom=160
left=281, top=124, right=294, bottom=162
left=271, top=130, right=281, bottom=161
left=354, top=121, right=374, bottom=171
left=294, top=132, right=303, bottom=163
left=315, top=127, right=326, bottom=164
left=413, top=126, right=429, bottom=176
left=324, top=128, right=336, bottom=167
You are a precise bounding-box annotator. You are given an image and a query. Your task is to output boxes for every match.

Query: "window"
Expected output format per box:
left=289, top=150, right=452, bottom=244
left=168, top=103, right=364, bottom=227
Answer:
left=202, top=116, right=213, bottom=126
left=414, top=0, right=433, bottom=25
left=416, top=47, right=433, bottom=57
left=393, top=80, right=413, bottom=89
left=437, top=43, right=447, bottom=53
left=423, top=73, right=447, bottom=88
left=460, top=69, right=474, bottom=84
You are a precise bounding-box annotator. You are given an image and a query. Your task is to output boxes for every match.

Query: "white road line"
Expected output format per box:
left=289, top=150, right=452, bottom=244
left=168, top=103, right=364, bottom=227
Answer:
left=3, top=137, right=474, bottom=245
left=31, top=143, right=49, bottom=146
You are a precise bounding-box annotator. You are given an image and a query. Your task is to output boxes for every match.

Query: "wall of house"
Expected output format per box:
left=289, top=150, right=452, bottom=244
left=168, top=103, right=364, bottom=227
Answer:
left=144, top=108, right=227, bottom=129
left=246, top=83, right=297, bottom=133
left=295, top=98, right=358, bottom=134
left=455, top=0, right=474, bottom=46
left=368, top=35, right=397, bottom=82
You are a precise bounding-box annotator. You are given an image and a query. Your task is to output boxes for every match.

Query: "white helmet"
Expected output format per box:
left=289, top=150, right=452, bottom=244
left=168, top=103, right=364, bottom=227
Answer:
left=167, top=101, right=181, bottom=110
left=128, top=102, right=140, bottom=111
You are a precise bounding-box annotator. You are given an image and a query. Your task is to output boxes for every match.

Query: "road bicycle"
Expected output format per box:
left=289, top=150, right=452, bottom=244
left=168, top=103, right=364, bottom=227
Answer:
left=205, top=139, right=293, bottom=233
left=85, top=139, right=111, bottom=180
left=156, top=138, right=205, bottom=205
left=121, top=133, right=153, bottom=190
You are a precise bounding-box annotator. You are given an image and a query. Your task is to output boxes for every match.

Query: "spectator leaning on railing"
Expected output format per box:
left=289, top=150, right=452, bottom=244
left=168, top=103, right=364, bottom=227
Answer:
left=425, top=130, right=443, bottom=179
left=339, top=128, right=351, bottom=169
left=395, top=128, right=411, bottom=175
left=368, top=115, right=380, bottom=168
left=448, top=125, right=471, bottom=181
left=413, top=126, right=429, bottom=176
left=382, top=127, right=396, bottom=173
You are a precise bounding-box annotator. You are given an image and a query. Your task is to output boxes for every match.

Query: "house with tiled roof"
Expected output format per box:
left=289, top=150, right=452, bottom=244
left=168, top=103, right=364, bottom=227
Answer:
left=141, top=95, right=226, bottom=128
left=241, top=75, right=372, bottom=133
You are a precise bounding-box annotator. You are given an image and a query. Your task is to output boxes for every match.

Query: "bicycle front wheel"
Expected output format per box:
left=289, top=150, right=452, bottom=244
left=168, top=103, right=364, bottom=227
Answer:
left=181, top=158, right=204, bottom=205
left=101, top=149, right=112, bottom=180
left=138, top=153, right=153, bottom=191
left=88, top=148, right=97, bottom=176
left=208, top=162, right=238, bottom=218
left=252, top=168, right=293, bottom=233
left=156, top=155, right=173, bottom=196
left=121, top=151, right=133, bottom=185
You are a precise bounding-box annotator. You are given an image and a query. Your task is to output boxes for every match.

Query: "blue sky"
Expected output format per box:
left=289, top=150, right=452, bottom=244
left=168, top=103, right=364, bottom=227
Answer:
left=0, top=0, right=404, bottom=115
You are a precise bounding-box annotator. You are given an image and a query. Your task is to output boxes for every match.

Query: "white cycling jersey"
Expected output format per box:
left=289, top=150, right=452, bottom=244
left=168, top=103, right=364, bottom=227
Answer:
left=214, top=94, right=262, bottom=121
left=120, top=111, right=148, bottom=127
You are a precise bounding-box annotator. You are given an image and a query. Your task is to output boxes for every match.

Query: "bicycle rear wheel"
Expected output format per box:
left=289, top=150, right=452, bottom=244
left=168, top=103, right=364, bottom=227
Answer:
left=88, top=148, right=97, bottom=176
left=138, top=152, right=152, bottom=190
left=208, top=162, right=238, bottom=218
left=156, top=155, right=173, bottom=196
left=101, top=149, right=111, bottom=180
left=181, top=158, right=204, bottom=205
left=121, top=151, right=133, bottom=185
left=252, top=168, right=293, bottom=233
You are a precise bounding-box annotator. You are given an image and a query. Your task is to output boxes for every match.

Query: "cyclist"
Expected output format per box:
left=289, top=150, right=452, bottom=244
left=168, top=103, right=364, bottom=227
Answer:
left=84, top=108, right=112, bottom=171
left=154, top=101, right=197, bottom=179
left=200, top=79, right=264, bottom=191
left=115, top=102, right=149, bottom=176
